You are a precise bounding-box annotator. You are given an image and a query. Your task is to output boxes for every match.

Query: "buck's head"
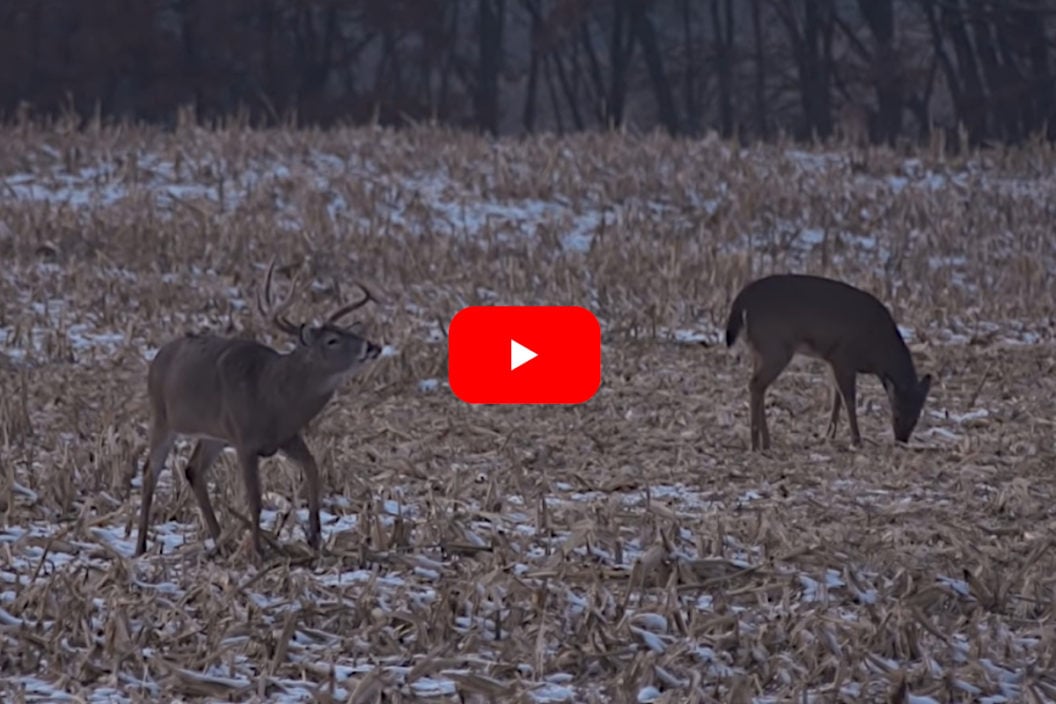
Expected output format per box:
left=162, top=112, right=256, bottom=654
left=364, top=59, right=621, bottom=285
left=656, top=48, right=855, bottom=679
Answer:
left=258, top=261, right=382, bottom=382
left=883, top=373, right=932, bottom=443
left=297, top=317, right=381, bottom=378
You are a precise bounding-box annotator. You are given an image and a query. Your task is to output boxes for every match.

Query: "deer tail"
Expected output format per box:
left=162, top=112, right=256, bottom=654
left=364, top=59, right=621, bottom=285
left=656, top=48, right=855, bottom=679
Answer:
left=725, top=300, right=745, bottom=348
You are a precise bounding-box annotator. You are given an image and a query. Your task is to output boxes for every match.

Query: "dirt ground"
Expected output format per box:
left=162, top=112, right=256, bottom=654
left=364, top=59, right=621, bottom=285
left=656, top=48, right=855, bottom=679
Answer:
left=1, top=124, right=1055, bottom=702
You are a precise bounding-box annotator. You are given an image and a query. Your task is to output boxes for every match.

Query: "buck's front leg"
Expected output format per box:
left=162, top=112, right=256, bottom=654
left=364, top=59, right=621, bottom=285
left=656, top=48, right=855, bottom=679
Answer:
left=279, top=434, right=322, bottom=551
left=136, top=427, right=176, bottom=556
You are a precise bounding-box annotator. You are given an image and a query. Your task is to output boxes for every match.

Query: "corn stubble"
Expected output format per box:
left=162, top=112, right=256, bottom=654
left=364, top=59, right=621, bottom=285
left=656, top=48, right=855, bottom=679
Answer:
left=0, top=122, right=1055, bottom=701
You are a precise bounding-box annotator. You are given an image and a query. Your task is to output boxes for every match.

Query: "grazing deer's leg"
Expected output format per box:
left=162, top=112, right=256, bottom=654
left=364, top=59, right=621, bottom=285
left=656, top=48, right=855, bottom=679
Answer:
left=831, top=364, right=861, bottom=446
left=279, top=434, right=322, bottom=550
left=826, top=386, right=843, bottom=439
left=749, top=346, right=793, bottom=450
left=136, top=426, right=176, bottom=556
left=237, top=450, right=265, bottom=556
left=183, top=439, right=225, bottom=543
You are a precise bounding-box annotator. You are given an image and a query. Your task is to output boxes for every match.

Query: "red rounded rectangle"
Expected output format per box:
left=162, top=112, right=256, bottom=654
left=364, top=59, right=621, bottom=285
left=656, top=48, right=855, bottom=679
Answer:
left=448, top=306, right=602, bottom=405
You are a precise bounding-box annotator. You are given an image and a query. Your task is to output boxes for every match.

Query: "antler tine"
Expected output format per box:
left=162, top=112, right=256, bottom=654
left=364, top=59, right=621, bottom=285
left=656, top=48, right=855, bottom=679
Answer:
left=326, top=283, right=374, bottom=326
left=257, top=258, right=302, bottom=336
left=255, top=259, right=274, bottom=319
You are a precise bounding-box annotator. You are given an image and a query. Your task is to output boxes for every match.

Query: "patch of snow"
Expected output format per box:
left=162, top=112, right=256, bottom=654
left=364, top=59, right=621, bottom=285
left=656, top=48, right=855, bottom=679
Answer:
left=418, top=378, right=442, bottom=392
left=409, top=677, right=457, bottom=697
left=949, top=408, right=990, bottom=423
left=637, top=686, right=662, bottom=703
left=530, top=682, right=576, bottom=703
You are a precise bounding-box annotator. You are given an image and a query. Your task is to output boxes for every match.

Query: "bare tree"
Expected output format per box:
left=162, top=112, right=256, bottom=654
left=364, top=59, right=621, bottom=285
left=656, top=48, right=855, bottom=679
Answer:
left=750, top=0, right=771, bottom=139
left=3, top=0, right=1056, bottom=145
left=710, top=0, right=736, bottom=137
left=475, top=0, right=506, bottom=133
left=772, top=0, right=838, bottom=140
left=858, top=0, right=901, bottom=144
left=631, top=0, right=679, bottom=133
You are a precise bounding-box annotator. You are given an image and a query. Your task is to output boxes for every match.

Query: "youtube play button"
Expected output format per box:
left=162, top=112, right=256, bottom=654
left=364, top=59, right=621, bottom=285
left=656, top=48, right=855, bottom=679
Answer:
left=448, top=306, right=601, bottom=404
left=510, top=340, right=537, bottom=371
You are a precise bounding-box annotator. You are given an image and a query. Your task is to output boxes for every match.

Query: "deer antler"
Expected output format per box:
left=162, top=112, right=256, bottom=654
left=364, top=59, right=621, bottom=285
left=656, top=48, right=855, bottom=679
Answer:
left=325, top=283, right=374, bottom=327
left=256, top=259, right=302, bottom=336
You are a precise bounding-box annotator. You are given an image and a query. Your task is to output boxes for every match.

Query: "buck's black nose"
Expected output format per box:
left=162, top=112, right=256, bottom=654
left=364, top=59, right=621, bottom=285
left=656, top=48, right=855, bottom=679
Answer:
left=366, top=342, right=382, bottom=359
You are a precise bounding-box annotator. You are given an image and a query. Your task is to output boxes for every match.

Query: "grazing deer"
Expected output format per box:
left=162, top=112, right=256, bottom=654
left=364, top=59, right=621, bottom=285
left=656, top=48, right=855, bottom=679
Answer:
left=725, top=274, right=931, bottom=450
left=135, top=261, right=382, bottom=557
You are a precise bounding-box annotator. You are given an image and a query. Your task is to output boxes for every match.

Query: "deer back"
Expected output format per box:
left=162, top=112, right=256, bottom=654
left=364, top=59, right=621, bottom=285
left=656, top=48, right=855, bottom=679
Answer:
left=149, top=323, right=380, bottom=455
left=730, top=274, right=918, bottom=385
left=148, top=334, right=276, bottom=445
left=147, top=260, right=381, bottom=455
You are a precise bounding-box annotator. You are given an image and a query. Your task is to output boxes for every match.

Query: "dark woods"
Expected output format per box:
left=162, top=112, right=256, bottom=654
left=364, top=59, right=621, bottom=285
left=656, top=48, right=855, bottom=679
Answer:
left=0, top=0, right=1053, bottom=146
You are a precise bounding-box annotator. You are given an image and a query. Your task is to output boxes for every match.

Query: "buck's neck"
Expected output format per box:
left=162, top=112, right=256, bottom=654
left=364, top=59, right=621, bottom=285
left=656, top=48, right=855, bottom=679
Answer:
left=268, top=348, right=341, bottom=424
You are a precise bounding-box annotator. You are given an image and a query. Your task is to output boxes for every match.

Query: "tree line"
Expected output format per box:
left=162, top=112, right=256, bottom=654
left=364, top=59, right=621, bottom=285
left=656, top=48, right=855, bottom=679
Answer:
left=0, top=0, right=1053, bottom=146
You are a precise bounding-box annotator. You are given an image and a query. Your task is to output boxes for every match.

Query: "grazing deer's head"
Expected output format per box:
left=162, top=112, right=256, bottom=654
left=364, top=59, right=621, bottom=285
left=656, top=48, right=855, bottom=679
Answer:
left=883, top=373, right=932, bottom=443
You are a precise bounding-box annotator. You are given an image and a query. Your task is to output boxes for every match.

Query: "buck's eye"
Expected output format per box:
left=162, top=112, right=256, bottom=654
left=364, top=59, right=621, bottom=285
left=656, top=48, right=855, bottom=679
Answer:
left=326, top=337, right=339, bottom=347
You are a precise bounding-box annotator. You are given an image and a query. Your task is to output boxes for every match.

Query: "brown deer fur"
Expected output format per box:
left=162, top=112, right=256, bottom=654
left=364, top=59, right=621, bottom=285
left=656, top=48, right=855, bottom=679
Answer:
left=726, top=274, right=931, bottom=450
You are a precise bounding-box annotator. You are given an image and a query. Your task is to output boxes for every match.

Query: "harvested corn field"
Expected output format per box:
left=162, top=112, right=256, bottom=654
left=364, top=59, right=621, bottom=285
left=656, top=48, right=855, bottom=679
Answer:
left=1, top=123, right=1056, bottom=703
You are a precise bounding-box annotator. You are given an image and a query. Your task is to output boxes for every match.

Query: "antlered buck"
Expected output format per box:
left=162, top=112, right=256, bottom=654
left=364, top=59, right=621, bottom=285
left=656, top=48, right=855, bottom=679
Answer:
left=725, top=274, right=932, bottom=450
left=135, top=262, right=382, bottom=557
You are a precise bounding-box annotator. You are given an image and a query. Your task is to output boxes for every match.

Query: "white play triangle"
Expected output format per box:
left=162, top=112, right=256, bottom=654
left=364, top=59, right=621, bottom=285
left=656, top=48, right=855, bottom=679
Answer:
left=510, top=339, right=538, bottom=371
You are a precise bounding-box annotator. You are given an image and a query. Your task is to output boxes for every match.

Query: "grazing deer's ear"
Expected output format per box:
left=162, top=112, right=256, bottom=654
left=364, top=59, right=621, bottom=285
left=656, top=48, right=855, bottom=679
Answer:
left=919, top=374, right=932, bottom=397
left=880, top=375, right=896, bottom=401
left=298, top=324, right=313, bottom=346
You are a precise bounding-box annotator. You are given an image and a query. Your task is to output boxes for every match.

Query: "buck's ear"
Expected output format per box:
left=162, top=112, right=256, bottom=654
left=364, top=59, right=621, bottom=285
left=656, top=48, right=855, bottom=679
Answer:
left=298, top=324, right=315, bottom=346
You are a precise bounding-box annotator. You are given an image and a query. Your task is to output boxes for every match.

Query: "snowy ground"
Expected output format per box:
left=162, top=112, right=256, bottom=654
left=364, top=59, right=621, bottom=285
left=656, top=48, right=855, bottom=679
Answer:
left=1, top=127, right=1055, bottom=702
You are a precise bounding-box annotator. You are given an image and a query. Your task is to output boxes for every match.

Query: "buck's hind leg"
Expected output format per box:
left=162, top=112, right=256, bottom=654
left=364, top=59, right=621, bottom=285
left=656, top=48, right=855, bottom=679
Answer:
left=136, top=425, right=176, bottom=556
left=184, top=439, right=225, bottom=544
